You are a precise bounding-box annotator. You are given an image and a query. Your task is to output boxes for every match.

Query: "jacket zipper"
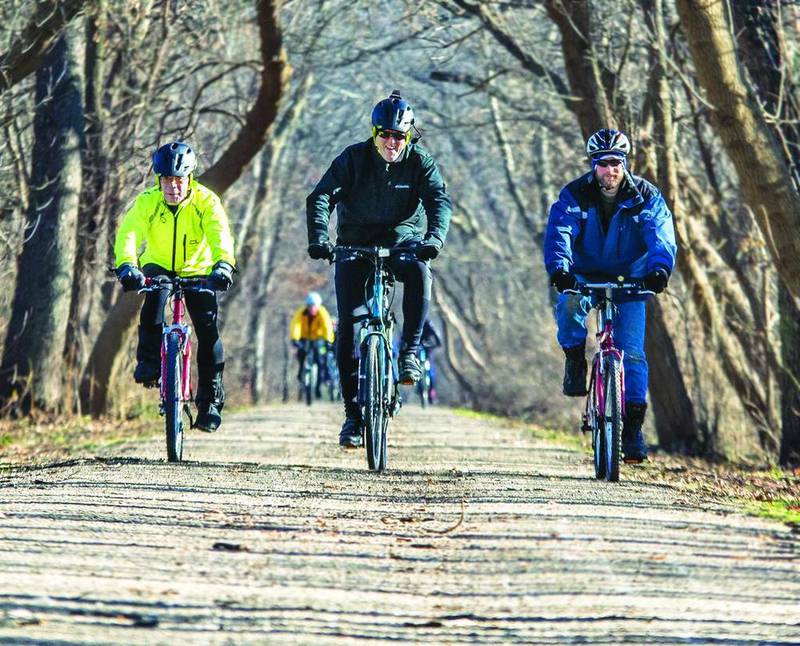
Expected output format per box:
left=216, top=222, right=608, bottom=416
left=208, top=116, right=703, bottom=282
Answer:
left=170, top=210, right=179, bottom=273
left=182, top=235, right=187, bottom=265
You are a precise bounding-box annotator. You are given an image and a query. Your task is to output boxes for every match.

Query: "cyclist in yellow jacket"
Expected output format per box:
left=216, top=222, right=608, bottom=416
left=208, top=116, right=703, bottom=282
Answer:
left=114, top=141, right=236, bottom=432
left=289, top=292, right=335, bottom=396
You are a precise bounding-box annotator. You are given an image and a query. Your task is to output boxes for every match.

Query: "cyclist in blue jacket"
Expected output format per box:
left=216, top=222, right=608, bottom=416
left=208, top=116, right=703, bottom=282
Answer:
left=543, top=128, right=677, bottom=463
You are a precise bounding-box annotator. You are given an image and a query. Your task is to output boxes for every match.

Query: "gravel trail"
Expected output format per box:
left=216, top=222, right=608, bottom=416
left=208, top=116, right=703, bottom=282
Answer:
left=1, top=403, right=798, bottom=644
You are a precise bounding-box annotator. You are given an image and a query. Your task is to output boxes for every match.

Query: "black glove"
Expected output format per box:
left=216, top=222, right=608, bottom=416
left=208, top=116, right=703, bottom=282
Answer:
left=308, top=241, right=334, bottom=260
left=643, top=268, right=669, bottom=294
left=550, top=268, right=579, bottom=293
left=209, top=261, right=234, bottom=291
left=116, top=263, right=145, bottom=292
left=415, top=235, right=441, bottom=261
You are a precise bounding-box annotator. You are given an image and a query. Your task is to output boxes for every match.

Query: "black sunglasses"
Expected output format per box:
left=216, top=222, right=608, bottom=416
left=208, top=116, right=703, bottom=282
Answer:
left=595, top=158, right=623, bottom=168
left=377, top=130, right=406, bottom=142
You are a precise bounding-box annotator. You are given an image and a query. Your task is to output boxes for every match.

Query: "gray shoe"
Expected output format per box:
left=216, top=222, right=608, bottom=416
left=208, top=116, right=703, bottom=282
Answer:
left=398, top=351, right=422, bottom=385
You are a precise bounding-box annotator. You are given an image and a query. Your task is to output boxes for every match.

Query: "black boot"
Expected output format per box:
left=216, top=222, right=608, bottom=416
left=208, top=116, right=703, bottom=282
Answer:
left=622, top=402, right=648, bottom=463
left=339, top=402, right=363, bottom=448
left=134, top=326, right=161, bottom=386
left=562, top=343, right=587, bottom=396
left=195, top=363, right=225, bottom=432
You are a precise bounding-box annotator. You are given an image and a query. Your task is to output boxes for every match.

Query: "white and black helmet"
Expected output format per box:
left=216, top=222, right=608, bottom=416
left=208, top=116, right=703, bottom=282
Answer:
left=586, top=128, right=631, bottom=159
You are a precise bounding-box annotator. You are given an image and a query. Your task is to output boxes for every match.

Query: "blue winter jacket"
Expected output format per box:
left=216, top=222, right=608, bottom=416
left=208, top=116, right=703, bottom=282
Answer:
left=543, top=171, right=677, bottom=281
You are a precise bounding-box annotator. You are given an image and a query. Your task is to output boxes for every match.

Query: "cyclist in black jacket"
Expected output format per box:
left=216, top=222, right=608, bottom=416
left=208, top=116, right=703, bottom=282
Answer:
left=306, top=90, right=452, bottom=447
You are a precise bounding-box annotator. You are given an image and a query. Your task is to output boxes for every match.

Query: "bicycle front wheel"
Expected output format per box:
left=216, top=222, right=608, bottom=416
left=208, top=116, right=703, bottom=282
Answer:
left=589, top=359, right=605, bottom=480
left=603, top=354, right=623, bottom=482
left=164, top=331, right=185, bottom=462
left=364, top=335, right=388, bottom=472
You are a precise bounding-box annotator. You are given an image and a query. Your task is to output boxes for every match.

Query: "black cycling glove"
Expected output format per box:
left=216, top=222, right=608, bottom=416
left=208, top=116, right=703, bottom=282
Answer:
left=209, top=261, right=234, bottom=291
left=416, top=235, right=441, bottom=261
left=550, top=268, right=579, bottom=293
left=643, top=268, right=669, bottom=293
left=116, top=263, right=145, bottom=292
left=308, top=241, right=334, bottom=260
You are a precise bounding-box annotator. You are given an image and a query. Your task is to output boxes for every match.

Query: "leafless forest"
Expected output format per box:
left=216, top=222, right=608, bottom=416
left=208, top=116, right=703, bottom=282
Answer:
left=1, top=0, right=799, bottom=466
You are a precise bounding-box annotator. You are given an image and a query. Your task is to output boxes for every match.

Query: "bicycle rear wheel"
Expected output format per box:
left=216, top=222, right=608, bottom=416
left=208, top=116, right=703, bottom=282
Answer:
left=364, top=335, right=388, bottom=472
left=603, top=354, right=623, bottom=482
left=164, top=331, right=186, bottom=462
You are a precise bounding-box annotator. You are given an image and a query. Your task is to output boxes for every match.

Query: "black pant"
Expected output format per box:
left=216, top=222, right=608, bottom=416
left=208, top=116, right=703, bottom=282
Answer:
left=335, top=255, right=431, bottom=406
left=138, top=264, right=223, bottom=368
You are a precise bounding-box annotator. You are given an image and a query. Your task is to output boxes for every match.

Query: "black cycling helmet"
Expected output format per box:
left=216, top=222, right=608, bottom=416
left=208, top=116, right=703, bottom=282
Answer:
left=152, top=141, right=197, bottom=177
left=371, top=90, right=415, bottom=133
left=585, top=128, right=631, bottom=159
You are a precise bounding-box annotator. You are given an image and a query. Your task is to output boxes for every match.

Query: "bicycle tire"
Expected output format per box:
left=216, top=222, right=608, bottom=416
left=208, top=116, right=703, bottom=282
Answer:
left=303, top=358, right=314, bottom=407
left=417, top=373, right=427, bottom=407
left=165, top=331, right=185, bottom=463
left=590, top=358, right=605, bottom=480
left=364, top=335, right=387, bottom=472
left=604, top=354, right=623, bottom=482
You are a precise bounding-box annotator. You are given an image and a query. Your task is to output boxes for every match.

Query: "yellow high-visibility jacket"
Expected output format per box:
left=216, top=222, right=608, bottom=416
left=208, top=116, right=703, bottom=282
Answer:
left=289, top=305, right=335, bottom=344
left=114, top=178, right=236, bottom=275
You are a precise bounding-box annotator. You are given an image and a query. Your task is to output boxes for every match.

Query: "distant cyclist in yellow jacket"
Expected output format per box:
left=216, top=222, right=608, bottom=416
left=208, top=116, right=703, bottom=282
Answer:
left=114, top=141, right=236, bottom=432
left=289, top=292, right=335, bottom=396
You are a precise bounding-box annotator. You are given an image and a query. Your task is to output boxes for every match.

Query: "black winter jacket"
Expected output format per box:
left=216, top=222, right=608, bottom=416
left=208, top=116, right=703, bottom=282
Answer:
left=306, top=139, right=452, bottom=249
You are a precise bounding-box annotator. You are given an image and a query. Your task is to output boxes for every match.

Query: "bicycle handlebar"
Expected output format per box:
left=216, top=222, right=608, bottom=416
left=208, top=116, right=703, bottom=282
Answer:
left=332, top=244, right=419, bottom=262
left=138, top=276, right=215, bottom=294
left=565, top=280, right=654, bottom=297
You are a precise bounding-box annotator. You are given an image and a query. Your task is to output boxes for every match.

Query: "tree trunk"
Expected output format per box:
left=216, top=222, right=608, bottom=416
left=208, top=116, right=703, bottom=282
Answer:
left=64, top=7, right=105, bottom=413
left=674, top=0, right=800, bottom=301
left=198, top=0, right=291, bottom=194
left=729, top=0, right=800, bottom=465
left=0, top=28, right=84, bottom=414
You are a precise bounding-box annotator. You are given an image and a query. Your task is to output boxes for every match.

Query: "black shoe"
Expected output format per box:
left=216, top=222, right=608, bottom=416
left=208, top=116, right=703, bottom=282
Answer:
left=562, top=344, right=587, bottom=397
left=339, top=414, right=363, bottom=448
left=195, top=363, right=225, bottom=433
left=622, top=402, right=648, bottom=463
left=195, top=403, right=221, bottom=433
left=133, top=360, right=160, bottom=386
left=398, top=351, right=422, bottom=385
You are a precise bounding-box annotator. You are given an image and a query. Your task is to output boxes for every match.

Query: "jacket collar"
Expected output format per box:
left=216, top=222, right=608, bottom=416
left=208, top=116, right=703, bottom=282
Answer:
left=582, top=170, right=643, bottom=210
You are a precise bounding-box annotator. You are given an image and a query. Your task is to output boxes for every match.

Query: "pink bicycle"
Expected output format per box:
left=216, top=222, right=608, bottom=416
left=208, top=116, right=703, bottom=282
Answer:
left=139, top=276, right=213, bottom=462
left=571, top=279, right=651, bottom=482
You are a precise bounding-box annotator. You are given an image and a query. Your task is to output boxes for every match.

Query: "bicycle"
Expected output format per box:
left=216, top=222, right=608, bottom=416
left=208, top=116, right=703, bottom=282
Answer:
left=416, top=345, right=433, bottom=407
left=333, top=245, right=415, bottom=472
left=138, top=275, right=214, bottom=462
left=297, top=339, right=321, bottom=406
left=324, top=342, right=341, bottom=402
left=569, top=279, right=652, bottom=482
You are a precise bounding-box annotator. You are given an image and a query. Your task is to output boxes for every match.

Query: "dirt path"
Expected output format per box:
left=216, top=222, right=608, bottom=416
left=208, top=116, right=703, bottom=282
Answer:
left=0, top=403, right=798, bottom=644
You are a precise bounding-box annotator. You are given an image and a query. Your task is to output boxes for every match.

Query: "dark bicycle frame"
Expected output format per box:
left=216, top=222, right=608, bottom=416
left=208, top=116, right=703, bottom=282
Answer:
left=333, top=245, right=417, bottom=470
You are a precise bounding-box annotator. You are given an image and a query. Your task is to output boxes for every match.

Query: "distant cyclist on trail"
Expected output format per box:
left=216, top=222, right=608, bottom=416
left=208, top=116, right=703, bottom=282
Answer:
left=420, top=317, right=443, bottom=404
left=543, top=128, right=677, bottom=463
left=289, top=291, right=335, bottom=396
left=306, top=90, right=452, bottom=448
left=114, top=141, right=236, bottom=432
